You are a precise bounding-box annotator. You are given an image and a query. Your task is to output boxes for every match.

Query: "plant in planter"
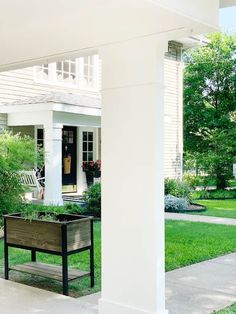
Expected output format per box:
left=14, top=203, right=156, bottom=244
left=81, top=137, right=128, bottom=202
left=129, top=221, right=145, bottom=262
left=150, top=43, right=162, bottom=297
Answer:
left=82, top=160, right=101, bottom=187
left=4, top=210, right=94, bottom=296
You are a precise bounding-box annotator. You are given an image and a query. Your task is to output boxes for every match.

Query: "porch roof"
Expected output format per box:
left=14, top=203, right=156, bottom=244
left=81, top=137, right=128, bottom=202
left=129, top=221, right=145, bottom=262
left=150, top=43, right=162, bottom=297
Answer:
left=0, top=92, right=101, bottom=117
left=1, top=92, right=101, bottom=128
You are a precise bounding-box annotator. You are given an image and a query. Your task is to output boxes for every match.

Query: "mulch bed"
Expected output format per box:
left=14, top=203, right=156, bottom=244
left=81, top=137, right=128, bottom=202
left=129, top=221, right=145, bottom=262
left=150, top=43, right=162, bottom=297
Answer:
left=185, top=203, right=206, bottom=213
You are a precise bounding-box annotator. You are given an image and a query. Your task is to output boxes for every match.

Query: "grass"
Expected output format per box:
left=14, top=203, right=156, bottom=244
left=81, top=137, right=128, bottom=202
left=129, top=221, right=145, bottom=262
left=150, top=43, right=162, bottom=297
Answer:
left=165, top=220, right=236, bottom=271
left=214, top=303, right=236, bottom=313
left=2, top=220, right=236, bottom=297
left=192, top=199, right=236, bottom=219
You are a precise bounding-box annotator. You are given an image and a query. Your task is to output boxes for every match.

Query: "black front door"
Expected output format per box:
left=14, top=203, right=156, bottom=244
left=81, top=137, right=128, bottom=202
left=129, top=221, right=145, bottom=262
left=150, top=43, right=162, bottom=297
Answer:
left=62, top=126, right=77, bottom=193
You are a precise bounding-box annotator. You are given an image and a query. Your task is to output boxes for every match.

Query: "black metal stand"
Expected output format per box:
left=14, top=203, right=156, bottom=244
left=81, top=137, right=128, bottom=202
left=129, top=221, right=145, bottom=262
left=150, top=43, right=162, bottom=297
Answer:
left=4, top=219, right=95, bottom=296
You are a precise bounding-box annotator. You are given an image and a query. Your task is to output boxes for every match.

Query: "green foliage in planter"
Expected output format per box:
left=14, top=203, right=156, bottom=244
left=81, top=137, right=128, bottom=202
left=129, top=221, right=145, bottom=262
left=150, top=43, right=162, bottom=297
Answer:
left=165, top=178, right=192, bottom=201
left=83, top=183, right=101, bottom=217
left=0, top=131, right=39, bottom=219
left=192, top=189, right=236, bottom=200
left=19, top=203, right=85, bottom=222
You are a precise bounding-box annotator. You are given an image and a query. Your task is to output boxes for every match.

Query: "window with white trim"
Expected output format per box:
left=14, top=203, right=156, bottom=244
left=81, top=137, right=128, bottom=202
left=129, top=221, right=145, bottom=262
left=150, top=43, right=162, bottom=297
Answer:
left=34, top=55, right=99, bottom=90
left=82, top=131, right=94, bottom=162
left=56, top=59, right=77, bottom=85
left=83, top=55, right=96, bottom=89
left=35, top=64, right=49, bottom=81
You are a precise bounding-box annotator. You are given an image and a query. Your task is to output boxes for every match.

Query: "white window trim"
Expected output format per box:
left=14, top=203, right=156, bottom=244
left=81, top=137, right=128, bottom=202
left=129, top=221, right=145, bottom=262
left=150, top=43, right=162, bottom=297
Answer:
left=33, top=55, right=100, bottom=92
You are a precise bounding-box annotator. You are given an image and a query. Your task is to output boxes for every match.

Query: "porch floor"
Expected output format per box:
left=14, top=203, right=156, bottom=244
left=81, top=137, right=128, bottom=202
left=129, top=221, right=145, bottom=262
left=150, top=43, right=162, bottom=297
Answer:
left=0, top=279, right=98, bottom=314
left=2, top=253, right=236, bottom=313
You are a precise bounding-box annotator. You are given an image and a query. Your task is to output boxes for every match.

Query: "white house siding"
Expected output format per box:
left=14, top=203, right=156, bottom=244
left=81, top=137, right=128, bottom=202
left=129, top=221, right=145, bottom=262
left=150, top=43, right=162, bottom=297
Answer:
left=0, top=67, right=99, bottom=103
left=164, top=55, right=183, bottom=179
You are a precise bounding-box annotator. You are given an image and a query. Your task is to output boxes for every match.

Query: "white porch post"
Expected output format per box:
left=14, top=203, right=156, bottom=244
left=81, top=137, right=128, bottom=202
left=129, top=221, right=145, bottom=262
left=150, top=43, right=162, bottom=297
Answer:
left=44, top=123, right=63, bottom=205
left=99, top=37, right=167, bottom=314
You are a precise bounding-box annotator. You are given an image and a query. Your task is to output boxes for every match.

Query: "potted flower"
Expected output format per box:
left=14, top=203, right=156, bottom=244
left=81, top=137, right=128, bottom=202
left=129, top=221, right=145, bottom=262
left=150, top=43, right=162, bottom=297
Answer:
left=82, top=160, right=101, bottom=186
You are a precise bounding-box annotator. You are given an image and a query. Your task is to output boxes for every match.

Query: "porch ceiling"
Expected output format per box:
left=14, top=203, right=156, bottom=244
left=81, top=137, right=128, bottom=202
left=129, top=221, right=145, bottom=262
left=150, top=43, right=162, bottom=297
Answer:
left=0, top=0, right=220, bottom=72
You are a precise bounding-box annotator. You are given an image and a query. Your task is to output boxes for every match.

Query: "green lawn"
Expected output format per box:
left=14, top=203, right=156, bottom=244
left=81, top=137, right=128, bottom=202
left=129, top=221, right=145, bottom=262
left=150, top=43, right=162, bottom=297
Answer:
left=1, top=220, right=236, bottom=297
left=193, top=199, right=236, bottom=219
left=214, top=303, right=236, bottom=313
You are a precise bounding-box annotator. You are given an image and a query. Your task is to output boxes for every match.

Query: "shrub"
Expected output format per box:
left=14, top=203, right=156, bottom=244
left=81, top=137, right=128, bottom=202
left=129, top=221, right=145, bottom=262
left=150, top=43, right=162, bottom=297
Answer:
left=165, top=178, right=192, bottom=201
left=183, top=174, right=202, bottom=188
left=83, top=183, right=101, bottom=217
left=192, top=189, right=236, bottom=200
left=165, top=195, right=189, bottom=212
left=0, top=131, right=37, bottom=220
left=64, top=203, right=85, bottom=214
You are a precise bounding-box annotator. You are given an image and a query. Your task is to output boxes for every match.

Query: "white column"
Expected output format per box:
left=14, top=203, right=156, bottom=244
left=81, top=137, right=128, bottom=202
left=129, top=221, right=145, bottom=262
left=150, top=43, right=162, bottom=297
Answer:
left=99, top=37, right=167, bottom=314
left=44, top=123, right=63, bottom=205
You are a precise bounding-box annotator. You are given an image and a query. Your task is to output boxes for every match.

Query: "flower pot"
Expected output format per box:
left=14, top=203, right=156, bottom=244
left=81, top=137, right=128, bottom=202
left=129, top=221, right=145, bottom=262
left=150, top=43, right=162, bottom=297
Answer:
left=85, top=171, right=94, bottom=187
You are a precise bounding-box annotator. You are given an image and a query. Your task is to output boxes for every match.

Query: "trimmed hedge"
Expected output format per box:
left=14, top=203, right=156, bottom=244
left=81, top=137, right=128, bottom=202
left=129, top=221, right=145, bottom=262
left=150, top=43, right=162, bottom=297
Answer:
left=192, top=189, right=236, bottom=200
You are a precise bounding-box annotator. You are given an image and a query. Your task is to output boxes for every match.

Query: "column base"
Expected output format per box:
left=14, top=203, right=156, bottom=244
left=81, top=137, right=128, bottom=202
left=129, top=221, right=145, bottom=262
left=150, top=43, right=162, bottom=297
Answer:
left=99, top=299, right=168, bottom=314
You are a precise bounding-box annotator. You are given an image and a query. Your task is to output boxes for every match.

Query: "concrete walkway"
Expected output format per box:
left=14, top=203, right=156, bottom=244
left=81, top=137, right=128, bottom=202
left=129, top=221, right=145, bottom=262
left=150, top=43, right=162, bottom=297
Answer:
left=3, top=253, right=236, bottom=313
left=165, top=212, right=236, bottom=226
left=166, top=253, right=236, bottom=313
left=0, top=279, right=98, bottom=314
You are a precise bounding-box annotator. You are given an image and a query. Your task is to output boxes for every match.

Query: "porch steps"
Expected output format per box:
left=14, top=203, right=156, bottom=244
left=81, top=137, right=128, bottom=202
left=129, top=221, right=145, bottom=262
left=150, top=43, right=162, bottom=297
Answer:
left=63, top=195, right=86, bottom=207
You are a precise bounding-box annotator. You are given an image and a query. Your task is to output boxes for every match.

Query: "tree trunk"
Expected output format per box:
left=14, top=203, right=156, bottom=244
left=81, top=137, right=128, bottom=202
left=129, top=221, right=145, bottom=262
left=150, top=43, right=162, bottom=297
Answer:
left=216, top=174, right=227, bottom=190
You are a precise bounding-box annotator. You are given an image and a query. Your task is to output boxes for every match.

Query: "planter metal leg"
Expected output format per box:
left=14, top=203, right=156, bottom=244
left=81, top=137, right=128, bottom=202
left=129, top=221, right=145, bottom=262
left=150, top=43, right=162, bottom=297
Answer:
left=31, top=250, right=36, bottom=262
left=62, top=224, right=68, bottom=296
left=4, top=244, right=9, bottom=280
left=4, top=219, right=9, bottom=280
left=90, top=220, right=95, bottom=288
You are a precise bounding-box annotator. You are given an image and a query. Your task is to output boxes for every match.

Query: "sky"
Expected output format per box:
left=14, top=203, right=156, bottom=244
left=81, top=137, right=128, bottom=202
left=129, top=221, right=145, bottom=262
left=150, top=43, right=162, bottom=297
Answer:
left=220, top=7, right=236, bottom=34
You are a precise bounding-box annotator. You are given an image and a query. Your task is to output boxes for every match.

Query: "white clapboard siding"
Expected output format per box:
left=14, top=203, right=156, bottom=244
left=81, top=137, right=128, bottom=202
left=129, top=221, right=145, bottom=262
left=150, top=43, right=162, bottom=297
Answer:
left=0, top=67, right=100, bottom=104
left=164, top=58, right=183, bottom=179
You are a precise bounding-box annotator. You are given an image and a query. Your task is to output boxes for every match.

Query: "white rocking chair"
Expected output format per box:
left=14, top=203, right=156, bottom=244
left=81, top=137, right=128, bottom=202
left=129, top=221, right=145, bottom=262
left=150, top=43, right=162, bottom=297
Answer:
left=18, top=170, right=45, bottom=199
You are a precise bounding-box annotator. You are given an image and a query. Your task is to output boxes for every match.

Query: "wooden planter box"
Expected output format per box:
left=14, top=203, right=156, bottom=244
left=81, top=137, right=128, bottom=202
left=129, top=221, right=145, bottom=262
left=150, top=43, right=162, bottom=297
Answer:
left=4, top=213, right=94, bottom=295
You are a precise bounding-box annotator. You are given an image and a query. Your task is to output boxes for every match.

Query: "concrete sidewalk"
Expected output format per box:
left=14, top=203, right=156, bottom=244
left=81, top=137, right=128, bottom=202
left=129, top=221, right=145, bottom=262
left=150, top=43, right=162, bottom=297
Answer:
left=165, top=212, right=236, bottom=226
left=3, top=253, right=236, bottom=313
left=166, top=253, right=236, bottom=313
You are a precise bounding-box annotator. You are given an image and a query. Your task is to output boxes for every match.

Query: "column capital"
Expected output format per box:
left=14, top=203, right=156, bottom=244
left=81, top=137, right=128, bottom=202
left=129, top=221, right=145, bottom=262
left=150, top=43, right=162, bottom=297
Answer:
left=43, top=122, right=63, bottom=130
left=44, top=123, right=63, bottom=142
left=99, top=36, right=167, bottom=91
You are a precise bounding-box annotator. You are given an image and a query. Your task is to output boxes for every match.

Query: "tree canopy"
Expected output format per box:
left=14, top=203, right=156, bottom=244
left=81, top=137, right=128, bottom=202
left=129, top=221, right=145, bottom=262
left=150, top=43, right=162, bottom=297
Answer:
left=184, top=33, right=236, bottom=188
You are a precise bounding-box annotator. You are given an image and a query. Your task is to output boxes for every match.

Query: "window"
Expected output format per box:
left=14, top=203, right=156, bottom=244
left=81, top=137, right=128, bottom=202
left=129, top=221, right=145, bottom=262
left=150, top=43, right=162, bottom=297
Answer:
left=83, top=55, right=96, bottom=89
left=37, top=129, right=44, bottom=149
left=56, top=59, right=77, bottom=85
left=82, top=131, right=94, bottom=162
left=34, top=55, right=99, bottom=90
left=62, top=129, right=74, bottom=144
left=35, top=64, right=49, bottom=81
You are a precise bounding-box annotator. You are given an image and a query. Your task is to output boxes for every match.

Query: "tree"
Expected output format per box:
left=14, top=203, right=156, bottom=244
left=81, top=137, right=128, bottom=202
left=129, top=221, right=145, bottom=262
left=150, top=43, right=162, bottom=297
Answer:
left=184, top=33, right=236, bottom=189
left=0, top=131, right=39, bottom=220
